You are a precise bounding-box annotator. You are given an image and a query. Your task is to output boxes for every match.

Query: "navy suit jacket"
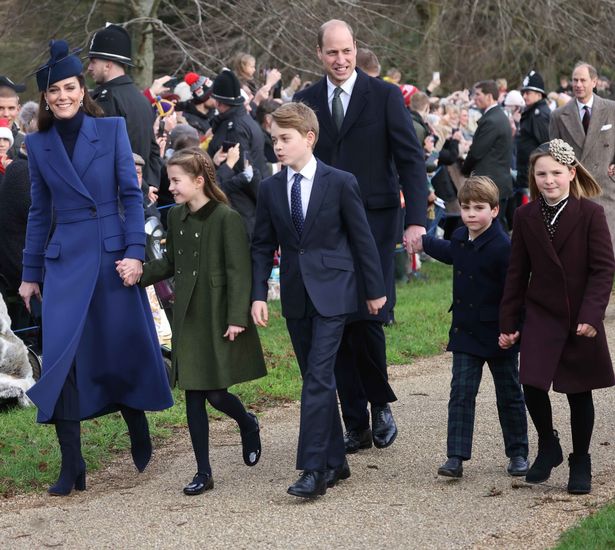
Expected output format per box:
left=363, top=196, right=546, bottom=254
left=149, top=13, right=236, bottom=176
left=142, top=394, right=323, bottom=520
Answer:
left=251, top=160, right=385, bottom=319
left=422, top=222, right=516, bottom=358
left=294, top=69, right=428, bottom=228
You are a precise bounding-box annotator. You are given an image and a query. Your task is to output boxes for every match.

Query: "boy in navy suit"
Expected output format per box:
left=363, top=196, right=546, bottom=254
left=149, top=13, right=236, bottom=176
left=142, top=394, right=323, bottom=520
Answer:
left=251, top=102, right=386, bottom=498
left=416, top=176, right=528, bottom=478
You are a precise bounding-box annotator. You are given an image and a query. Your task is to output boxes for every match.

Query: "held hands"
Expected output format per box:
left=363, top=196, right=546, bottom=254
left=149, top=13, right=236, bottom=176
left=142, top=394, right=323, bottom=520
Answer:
left=19, top=281, right=42, bottom=313
left=498, top=331, right=520, bottom=349
left=367, top=296, right=387, bottom=315
left=577, top=323, right=597, bottom=338
left=403, top=225, right=426, bottom=254
left=115, top=258, right=143, bottom=287
left=223, top=325, right=245, bottom=341
left=251, top=300, right=269, bottom=327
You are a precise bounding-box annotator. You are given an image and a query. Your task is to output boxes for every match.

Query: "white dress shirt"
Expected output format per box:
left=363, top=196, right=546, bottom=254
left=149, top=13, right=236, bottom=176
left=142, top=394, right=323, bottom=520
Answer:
left=326, top=71, right=358, bottom=116
left=576, top=95, right=594, bottom=119
left=287, top=155, right=317, bottom=219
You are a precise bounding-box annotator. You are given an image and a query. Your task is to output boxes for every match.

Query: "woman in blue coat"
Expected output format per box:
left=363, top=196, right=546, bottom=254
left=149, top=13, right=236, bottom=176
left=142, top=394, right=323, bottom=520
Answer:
left=18, top=41, right=173, bottom=496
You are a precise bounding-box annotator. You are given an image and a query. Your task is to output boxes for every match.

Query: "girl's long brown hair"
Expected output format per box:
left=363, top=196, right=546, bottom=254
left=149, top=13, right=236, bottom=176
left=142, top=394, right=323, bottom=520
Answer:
left=166, top=148, right=229, bottom=205
left=37, top=75, right=103, bottom=132
left=528, top=149, right=602, bottom=200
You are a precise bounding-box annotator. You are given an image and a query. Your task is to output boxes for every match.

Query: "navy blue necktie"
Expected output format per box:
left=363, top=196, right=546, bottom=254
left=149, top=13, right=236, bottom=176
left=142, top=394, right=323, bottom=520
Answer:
left=291, top=172, right=304, bottom=235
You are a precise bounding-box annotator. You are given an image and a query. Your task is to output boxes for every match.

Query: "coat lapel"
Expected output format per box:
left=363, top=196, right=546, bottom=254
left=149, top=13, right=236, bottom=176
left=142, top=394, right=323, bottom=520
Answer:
left=551, top=195, right=580, bottom=254
left=583, top=96, right=607, bottom=153
left=314, top=78, right=337, bottom=139
left=338, top=70, right=369, bottom=141
left=273, top=168, right=298, bottom=238
left=72, top=115, right=99, bottom=181
left=524, top=200, right=563, bottom=268
left=560, top=100, right=586, bottom=152
left=301, top=161, right=330, bottom=240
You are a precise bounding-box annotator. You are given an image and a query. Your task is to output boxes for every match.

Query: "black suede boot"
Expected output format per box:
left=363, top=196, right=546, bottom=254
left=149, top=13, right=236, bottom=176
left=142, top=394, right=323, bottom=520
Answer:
left=121, top=407, right=152, bottom=472
left=48, top=420, right=86, bottom=496
left=567, top=453, right=591, bottom=494
left=525, top=429, right=563, bottom=483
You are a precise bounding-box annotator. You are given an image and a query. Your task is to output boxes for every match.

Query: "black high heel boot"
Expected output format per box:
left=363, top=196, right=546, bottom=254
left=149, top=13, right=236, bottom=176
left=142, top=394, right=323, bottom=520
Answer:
left=121, top=407, right=152, bottom=473
left=525, top=429, right=564, bottom=483
left=48, top=420, right=87, bottom=496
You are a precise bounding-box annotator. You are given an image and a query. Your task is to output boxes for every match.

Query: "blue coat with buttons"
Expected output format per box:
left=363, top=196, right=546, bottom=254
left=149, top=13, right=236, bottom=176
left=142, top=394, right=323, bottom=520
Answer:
left=22, top=115, right=173, bottom=422
left=422, top=222, right=517, bottom=358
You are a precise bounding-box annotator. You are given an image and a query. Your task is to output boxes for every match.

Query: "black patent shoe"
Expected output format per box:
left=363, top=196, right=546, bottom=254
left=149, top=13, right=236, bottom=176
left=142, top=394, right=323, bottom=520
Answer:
left=344, top=428, right=373, bottom=454
left=241, top=413, right=261, bottom=466
left=437, top=457, right=463, bottom=478
left=183, top=472, right=214, bottom=496
left=507, top=456, right=529, bottom=477
left=325, top=458, right=351, bottom=488
left=371, top=404, right=398, bottom=449
left=287, top=470, right=327, bottom=498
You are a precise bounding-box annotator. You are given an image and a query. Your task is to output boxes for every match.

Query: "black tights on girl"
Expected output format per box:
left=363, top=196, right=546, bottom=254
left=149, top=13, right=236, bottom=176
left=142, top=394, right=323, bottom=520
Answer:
left=523, top=385, right=594, bottom=454
left=185, top=389, right=254, bottom=475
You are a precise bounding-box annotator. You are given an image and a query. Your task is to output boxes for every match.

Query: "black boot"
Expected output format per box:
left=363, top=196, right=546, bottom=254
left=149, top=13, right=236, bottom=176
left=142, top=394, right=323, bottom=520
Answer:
left=567, top=453, right=591, bottom=494
left=121, top=407, right=152, bottom=473
left=525, top=429, right=563, bottom=483
left=48, top=420, right=86, bottom=496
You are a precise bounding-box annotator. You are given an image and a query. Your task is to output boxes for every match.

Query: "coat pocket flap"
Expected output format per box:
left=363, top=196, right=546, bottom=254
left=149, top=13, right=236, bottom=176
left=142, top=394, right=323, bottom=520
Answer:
left=479, top=306, right=499, bottom=321
left=322, top=255, right=354, bottom=271
left=44, top=243, right=61, bottom=259
left=210, top=274, right=227, bottom=287
left=365, top=192, right=400, bottom=210
left=103, top=235, right=126, bottom=252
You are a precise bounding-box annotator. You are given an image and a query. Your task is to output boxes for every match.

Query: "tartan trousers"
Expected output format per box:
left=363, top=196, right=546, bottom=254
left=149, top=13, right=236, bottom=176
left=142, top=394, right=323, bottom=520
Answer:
left=447, top=352, right=528, bottom=460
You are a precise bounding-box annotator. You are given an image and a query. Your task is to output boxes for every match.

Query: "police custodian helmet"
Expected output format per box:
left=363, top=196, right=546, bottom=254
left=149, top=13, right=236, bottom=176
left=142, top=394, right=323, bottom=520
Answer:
left=87, top=23, right=134, bottom=66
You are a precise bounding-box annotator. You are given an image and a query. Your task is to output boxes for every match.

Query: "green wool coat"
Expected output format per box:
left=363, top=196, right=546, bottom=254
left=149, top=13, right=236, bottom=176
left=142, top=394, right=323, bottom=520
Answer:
left=141, top=200, right=267, bottom=390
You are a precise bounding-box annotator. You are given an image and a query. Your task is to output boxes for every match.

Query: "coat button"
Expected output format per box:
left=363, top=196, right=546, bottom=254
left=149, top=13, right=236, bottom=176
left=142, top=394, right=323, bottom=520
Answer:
left=192, top=270, right=197, bottom=276
left=460, top=242, right=465, bottom=247
left=469, top=303, right=473, bottom=308
left=457, top=270, right=462, bottom=275
left=90, top=207, right=97, bottom=217
left=180, top=230, right=184, bottom=236
left=193, top=251, right=198, bottom=257
left=195, top=232, right=200, bottom=238
left=299, top=249, right=305, bottom=254
left=456, top=299, right=461, bottom=304
left=453, top=327, right=459, bottom=333
left=177, top=268, right=182, bottom=274
left=178, top=249, right=183, bottom=255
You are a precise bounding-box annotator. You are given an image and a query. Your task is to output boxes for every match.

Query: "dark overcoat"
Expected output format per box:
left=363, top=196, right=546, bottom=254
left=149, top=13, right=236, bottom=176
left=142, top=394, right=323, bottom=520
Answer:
left=422, top=222, right=517, bottom=358
left=141, top=201, right=266, bottom=390
left=23, top=115, right=173, bottom=422
left=499, top=197, right=615, bottom=393
left=294, top=70, right=427, bottom=322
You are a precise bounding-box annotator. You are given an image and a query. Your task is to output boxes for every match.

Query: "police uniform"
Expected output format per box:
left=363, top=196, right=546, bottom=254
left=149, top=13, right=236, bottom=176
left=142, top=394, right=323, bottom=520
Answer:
left=88, top=25, right=162, bottom=188
left=516, top=71, right=551, bottom=190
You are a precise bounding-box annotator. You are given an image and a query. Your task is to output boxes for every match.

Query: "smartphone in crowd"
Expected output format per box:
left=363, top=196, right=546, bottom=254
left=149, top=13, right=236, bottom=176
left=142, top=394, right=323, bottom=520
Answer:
left=222, top=140, right=238, bottom=152
left=157, top=119, right=166, bottom=138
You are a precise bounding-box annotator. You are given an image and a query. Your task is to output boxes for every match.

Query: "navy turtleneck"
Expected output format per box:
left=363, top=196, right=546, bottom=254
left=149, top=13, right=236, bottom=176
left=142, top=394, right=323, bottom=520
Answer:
left=54, top=110, right=84, bottom=160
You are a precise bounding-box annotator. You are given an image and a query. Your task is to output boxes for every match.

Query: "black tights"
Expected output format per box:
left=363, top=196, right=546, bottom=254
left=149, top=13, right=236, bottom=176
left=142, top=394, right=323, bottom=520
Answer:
left=523, top=385, right=594, bottom=455
left=185, top=389, right=253, bottom=475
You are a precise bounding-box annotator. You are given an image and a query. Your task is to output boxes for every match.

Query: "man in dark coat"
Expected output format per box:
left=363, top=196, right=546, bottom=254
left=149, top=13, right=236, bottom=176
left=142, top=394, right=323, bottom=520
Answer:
left=294, top=19, right=428, bottom=454
left=517, top=71, right=551, bottom=194
left=87, top=24, right=162, bottom=188
left=462, top=80, right=513, bottom=229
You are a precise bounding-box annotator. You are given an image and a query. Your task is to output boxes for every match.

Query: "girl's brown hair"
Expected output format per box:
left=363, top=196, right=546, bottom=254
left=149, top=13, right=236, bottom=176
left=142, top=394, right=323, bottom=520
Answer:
left=528, top=147, right=602, bottom=200
left=166, top=148, right=229, bottom=205
left=37, top=75, right=103, bottom=132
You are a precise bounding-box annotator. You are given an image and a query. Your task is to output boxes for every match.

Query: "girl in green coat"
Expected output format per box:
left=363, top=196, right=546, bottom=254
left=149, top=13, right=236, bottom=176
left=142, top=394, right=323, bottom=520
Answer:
left=127, top=149, right=267, bottom=496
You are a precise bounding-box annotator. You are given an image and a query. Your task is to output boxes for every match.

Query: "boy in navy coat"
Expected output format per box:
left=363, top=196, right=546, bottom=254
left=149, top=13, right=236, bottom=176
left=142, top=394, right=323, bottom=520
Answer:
left=417, top=176, right=528, bottom=478
left=251, top=102, right=386, bottom=498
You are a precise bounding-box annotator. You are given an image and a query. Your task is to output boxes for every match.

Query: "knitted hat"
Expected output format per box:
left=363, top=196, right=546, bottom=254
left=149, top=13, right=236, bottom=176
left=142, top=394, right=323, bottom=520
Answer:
left=153, top=96, right=175, bottom=118
left=87, top=23, right=134, bottom=66
left=185, top=72, right=213, bottom=102
left=521, top=70, right=546, bottom=96
left=0, top=119, right=14, bottom=146
left=0, top=75, right=25, bottom=93
left=400, top=84, right=419, bottom=107
left=212, top=69, right=244, bottom=106
left=504, top=90, right=525, bottom=108
left=185, top=72, right=206, bottom=92
left=35, top=40, right=83, bottom=92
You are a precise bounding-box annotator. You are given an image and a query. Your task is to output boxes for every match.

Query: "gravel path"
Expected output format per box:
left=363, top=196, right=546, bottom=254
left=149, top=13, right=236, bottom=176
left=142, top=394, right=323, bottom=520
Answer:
left=1, top=309, right=615, bottom=549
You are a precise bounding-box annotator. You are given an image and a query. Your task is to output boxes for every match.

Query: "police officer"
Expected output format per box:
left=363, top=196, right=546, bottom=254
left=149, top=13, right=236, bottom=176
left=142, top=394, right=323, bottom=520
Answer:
left=517, top=71, right=551, bottom=200
left=87, top=24, right=162, bottom=188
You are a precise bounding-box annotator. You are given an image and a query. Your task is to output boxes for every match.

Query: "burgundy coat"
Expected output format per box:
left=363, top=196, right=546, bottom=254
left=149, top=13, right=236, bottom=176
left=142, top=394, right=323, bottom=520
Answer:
left=500, top=196, right=615, bottom=393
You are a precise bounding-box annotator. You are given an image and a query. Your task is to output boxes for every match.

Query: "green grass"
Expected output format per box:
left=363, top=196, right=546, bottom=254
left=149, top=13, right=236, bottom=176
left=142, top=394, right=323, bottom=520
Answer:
left=555, top=502, right=615, bottom=549
left=0, top=261, right=452, bottom=496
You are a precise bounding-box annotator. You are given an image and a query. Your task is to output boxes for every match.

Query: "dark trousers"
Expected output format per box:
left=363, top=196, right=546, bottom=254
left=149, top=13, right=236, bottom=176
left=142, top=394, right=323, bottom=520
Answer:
left=335, top=320, right=397, bottom=431
left=447, top=352, right=528, bottom=460
left=286, top=304, right=346, bottom=472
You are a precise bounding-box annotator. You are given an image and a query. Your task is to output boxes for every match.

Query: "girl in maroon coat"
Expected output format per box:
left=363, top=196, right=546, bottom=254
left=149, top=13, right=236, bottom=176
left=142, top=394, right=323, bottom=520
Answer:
left=499, top=139, right=615, bottom=495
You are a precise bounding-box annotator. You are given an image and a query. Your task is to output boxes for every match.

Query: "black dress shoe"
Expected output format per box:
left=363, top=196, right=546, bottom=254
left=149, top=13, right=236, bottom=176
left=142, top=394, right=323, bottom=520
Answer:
left=371, top=405, right=398, bottom=449
left=507, top=456, right=529, bottom=476
left=240, top=413, right=261, bottom=466
left=325, top=458, right=351, bottom=488
left=183, top=473, right=214, bottom=496
left=437, top=457, right=463, bottom=478
left=344, top=428, right=373, bottom=454
left=287, top=470, right=327, bottom=498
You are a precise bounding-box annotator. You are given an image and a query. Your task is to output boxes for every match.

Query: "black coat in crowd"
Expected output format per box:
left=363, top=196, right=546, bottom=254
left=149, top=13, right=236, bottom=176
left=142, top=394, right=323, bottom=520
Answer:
left=216, top=162, right=261, bottom=239
left=182, top=102, right=215, bottom=136
left=91, top=75, right=162, bottom=187
left=515, top=98, right=551, bottom=189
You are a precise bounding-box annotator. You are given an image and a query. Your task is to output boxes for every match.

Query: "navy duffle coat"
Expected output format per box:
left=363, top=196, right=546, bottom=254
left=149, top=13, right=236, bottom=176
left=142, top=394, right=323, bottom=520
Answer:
left=22, top=115, right=173, bottom=422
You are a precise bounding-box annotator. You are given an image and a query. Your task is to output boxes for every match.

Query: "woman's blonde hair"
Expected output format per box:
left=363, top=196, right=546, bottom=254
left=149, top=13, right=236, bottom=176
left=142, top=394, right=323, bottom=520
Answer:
left=166, top=148, right=229, bottom=205
left=528, top=140, right=602, bottom=200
